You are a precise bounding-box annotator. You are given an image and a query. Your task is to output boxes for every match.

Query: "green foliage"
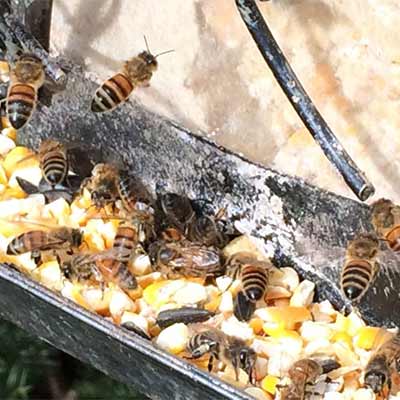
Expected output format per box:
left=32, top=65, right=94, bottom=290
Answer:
left=0, top=319, right=146, bottom=399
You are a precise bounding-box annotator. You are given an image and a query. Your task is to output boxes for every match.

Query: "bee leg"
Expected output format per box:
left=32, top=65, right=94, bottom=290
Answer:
left=31, top=251, right=42, bottom=266
left=100, top=281, right=105, bottom=300
left=207, top=355, right=214, bottom=373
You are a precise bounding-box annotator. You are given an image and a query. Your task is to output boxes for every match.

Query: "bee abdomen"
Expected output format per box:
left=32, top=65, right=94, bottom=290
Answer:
left=242, top=265, right=269, bottom=301
left=341, top=260, right=373, bottom=301
left=41, top=150, right=68, bottom=186
left=187, top=333, right=217, bottom=358
left=6, top=231, right=47, bottom=255
left=115, top=262, right=137, bottom=290
left=6, top=236, right=24, bottom=255
left=386, top=226, right=400, bottom=252
left=7, top=84, right=36, bottom=129
left=114, top=226, right=136, bottom=262
left=91, top=73, right=134, bottom=113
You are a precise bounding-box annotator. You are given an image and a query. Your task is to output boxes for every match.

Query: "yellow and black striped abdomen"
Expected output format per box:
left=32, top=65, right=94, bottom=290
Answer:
left=241, top=264, right=269, bottom=301
left=91, top=73, right=134, bottom=113
left=341, top=259, right=374, bottom=302
left=99, top=258, right=137, bottom=290
left=7, top=84, right=37, bottom=129
left=6, top=230, right=48, bottom=255
left=386, top=225, right=400, bottom=253
left=41, top=147, right=68, bottom=186
left=113, top=226, right=137, bottom=263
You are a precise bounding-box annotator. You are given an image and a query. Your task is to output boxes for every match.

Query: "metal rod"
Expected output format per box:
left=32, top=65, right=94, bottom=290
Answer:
left=235, top=0, right=375, bottom=201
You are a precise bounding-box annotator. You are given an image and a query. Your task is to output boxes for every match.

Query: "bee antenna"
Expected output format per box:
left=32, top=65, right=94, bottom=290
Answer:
left=155, top=49, right=175, bottom=59
left=143, top=35, right=151, bottom=53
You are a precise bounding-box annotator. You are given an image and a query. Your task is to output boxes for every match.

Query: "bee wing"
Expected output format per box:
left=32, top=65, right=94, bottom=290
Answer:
left=0, top=218, right=58, bottom=231
left=371, top=328, right=397, bottom=351
left=190, top=246, right=221, bottom=271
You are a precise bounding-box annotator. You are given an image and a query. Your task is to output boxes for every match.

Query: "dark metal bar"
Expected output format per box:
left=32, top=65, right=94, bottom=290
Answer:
left=0, top=265, right=253, bottom=400
left=14, top=0, right=54, bottom=52
left=235, top=0, right=374, bottom=201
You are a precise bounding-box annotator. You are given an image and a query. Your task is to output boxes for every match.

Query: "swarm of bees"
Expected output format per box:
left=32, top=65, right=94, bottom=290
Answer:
left=1, top=34, right=400, bottom=400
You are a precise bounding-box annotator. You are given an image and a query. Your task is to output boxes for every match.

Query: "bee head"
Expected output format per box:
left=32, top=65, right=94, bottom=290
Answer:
left=71, top=229, right=83, bottom=247
left=60, top=262, right=72, bottom=279
left=365, top=370, right=388, bottom=393
left=138, top=51, right=158, bottom=69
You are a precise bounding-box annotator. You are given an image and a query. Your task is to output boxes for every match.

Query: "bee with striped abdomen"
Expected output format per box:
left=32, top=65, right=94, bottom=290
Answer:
left=279, top=359, right=323, bottom=400
left=60, top=253, right=103, bottom=286
left=91, top=37, right=173, bottom=113
left=7, top=227, right=83, bottom=263
left=340, top=233, right=380, bottom=303
left=371, top=198, right=400, bottom=253
left=7, top=53, right=45, bottom=129
left=148, top=240, right=224, bottom=279
left=364, top=331, right=400, bottom=396
left=186, top=327, right=256, bottom=384
left=225, top=252, right=272, bottom=321
left=38, top=139, right=69, bottom=187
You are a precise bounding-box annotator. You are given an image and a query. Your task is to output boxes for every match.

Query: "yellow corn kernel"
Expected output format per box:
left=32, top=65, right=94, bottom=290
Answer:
left=2, top=127, right=17, bottom=141
left=83, top=232, right=105, bottom=251
left=258, top=306, right=312, bottom=329
left=143, top=280, right=172, bottom=307
left=261, top=375, right=280, bottom=395
left=334, top=313, right=350, bottom=333
left=0, top=165, right=7, bottom=185
left=3, top=147, right=37, bottom=177
left=71, top=286, right=91, bottom=310
left=332, top=332, right=353, bottom=349
left=2, top=187, right=27, bottom=200
left=262, top=321, right=286, bottom=337
left=249, top=318, right=264, bottom=335
left=354, top=327, right=381, bottom=350
left=204, top=293, right=221, bottom=313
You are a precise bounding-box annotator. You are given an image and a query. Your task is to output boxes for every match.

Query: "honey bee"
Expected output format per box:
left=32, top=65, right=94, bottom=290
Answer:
left=158, top=193, right=225, bottom=247
left=82, top=163, right=119, bottom=210
left=371, top=198, right=400, bottom=252
left=364, top=332, right=400, bottom=395
left=279, top=359, right=323, bottom=400
left=60, top=253, right=103, bottom=285
left=6, top=227, right=83, bottom=259
left=186, top=327, right=256, bottom=383
left=95, top=224, right=138, bottom=292
left=158, top=192, right=195, bottom=235
left=148, top=240, right=224, bottom=279
left=91, top=37, right=173, bottom=113
left=340, top=233, right=380, bottom=303
left=6, top=53, right=45, bottom=129
left=117, top=170, right=153, bottom=214
left=225, top=252, right=272, bottom=321
left=38, top=139, right=69, bottom=187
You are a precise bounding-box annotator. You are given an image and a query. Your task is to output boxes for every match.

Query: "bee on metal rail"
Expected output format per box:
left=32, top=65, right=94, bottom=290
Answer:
left=364, top=331, right=400, bottom=396
left=6, top=53, right=45, bottom=129
left=225, top=252, right=272, bottom=321
left=91, top=37, right=173, bottom=113
left=148, top=240, right=224, bottom=279
left=340, top=233, right=380, bottom=303
left=371, top=198, right=400, bottom=252
left=186, top=327, right=256, bottom=383
left=279, top=359, right=323, bottom=400
left=7, top=227, right=83, bottom=262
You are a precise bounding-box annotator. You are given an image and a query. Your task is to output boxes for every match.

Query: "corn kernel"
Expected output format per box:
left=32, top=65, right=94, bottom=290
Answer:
left=354, top=327, right=380, bottom=350
left=249, top=318, right=264, bottom=334
left=143, top=280, right=185, bottom=308
left=0, top=165, right=8, bottom=185
left=261, top=375, right=280, bottom=395
left=2, top=127, right=17, bottom=141
left=2, top=187, right=27, bottom=200
left=255, top=306, right=312, bottom=329
left=332, top=332, right=353, bottom=349
left=3, top=147, right=37, bottom=177
left=156, top=323, right=189, bottom=354
left=334, top=313, right=350, bottom=333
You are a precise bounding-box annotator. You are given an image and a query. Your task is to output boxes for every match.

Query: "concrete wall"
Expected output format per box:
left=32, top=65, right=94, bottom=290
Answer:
left=51, top=0, right=400, bottom=202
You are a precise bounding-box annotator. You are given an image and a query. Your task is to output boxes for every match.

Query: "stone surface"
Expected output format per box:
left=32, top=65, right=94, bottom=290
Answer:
left=50, top=0, right=400, bottom=202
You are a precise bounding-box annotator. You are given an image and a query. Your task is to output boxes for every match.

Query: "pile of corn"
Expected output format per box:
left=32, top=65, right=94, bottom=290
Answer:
left=0, top=122, right=397, bottom=400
